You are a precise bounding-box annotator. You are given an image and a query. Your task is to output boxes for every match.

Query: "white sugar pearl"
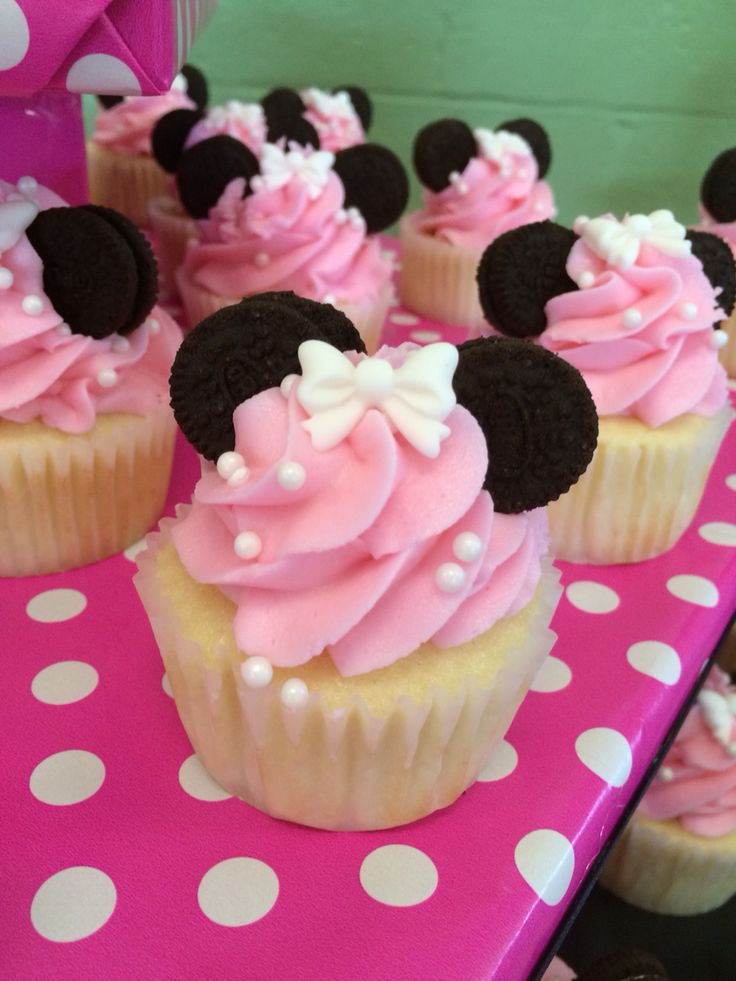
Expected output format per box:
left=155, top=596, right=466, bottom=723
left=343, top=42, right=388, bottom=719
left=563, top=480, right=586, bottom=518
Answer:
left=659, top=766, right=674, bottom=782
left=435, top=562, right=466, bottom=593
left=97, top=368, right=118, bottom=388
left=217, top=451, right=245, bottom=480
left=679, top=302, right=698, bottom=320
left=22, top=294, right=43, bottom=316
left=241, top=656, right=273, bottom=688
left=281, top=678, right=309, bottom=708
left=17, top=175, right=38, bottom=194
left=335, top=208, right=348, bottom=224
left=0, top=267, right=13, bottom=289
left=577, top=271, right=595, bottom=289
left=112, top=335, right=130, bottom=352
left=727, top=742, right=736, bottom=757
left=147, top=317, right=160, bottom=334
left=254, top=252, right=270, bottom=267
left=573, top=215, right=590, bottom=234
left=277, top=460, right=305, bottom=491
left=228, top=467, right=249, bottom=486
left=453, top=531, right=483, bottom=563
left=280, top=374, right=298, bottom=397
left=233, top=531, right=262, bottom=560
left=322, top=293, right=337, bottom=305
left=56, top=323, right=72, bottom=336
left=711, top=330, right=729, bottom=350
left=621, top=308, right=642, bottom=329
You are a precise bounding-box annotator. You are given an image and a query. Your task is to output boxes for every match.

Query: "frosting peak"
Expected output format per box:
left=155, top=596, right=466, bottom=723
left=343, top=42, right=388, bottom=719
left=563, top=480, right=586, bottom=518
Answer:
left=300, top=87, right=365, bottom=152
left=92, top=88, right=195, bottom=156
left=575, top=210, right=691, bottom=269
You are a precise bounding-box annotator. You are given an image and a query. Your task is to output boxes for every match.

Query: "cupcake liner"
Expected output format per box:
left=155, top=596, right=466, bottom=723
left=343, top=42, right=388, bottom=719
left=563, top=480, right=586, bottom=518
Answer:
left=148, top=196, right=197, bottom=302
left=398, top=216, right=487, bottom=334
left=87, top=141, right=169, bottom=229
left=548, top=407, right=733, bottom=564
left=600, top=814, right=736, bottom=915
left=0, top=405, right=175, bottom=577
left=718, top=309, right=736, bottom=377
left=135, top=519, right=562, bottom=830
left=176, top=268, right=391, bottom=351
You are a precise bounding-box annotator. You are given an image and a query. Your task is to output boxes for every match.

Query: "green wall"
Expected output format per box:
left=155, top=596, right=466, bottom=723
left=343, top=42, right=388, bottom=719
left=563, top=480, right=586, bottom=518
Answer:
left=133, top=1, right=736, bottom=225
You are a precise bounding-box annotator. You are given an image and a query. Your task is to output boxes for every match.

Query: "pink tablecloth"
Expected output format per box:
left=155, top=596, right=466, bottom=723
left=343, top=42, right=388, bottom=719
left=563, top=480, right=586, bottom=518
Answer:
left=4, top=263, right=736, bottom=980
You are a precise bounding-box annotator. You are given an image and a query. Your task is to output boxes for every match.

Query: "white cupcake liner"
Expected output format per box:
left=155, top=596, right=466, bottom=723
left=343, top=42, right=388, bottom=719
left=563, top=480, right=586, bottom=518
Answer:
left=148, top=196, right=196, bottom=301
left=87, top=141, right=169, bottom=229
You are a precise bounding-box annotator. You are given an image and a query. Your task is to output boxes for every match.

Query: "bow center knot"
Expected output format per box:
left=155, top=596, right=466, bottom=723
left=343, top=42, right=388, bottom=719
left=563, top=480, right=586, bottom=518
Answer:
left=353, top=358, right=394, bottom=404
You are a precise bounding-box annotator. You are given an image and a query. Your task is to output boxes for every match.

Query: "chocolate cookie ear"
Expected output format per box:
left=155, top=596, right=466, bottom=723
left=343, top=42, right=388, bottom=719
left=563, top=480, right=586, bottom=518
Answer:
left=265, top=113, right=320, bottom=149
left=97, top=95, right=123, bottom=110
left=261, top=86, right=306, bottom=119
left=334, top=85, right=372, bottom=131
left=453, top=337, right=598, bottom=513
left=177, top=135, right=261, bottom=219
left=180, top=64, right=208, bottom=111
left=476, top=221, right=578, bottom=338
left=496, top=117, right=552, bottom=178
left=701, top=147, right=736, bottom=222
left=686, top=229, right=736, bottom=317
left=251, top=291, right=366, bottom=353
left=575, top=950, right=669, bottom=981
left=333, top=144, right=409, bottom=233
left=412, top=118, right=477, bottom=192
left=26, top=207, right=142, bottom=339
left=151, top=108, right=203, bottom=173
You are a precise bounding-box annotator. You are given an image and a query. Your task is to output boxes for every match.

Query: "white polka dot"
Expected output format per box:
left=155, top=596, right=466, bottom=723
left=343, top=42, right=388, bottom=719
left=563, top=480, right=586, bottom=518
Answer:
left=198, top=858, right=279, bottom=926
left=530, top=655, right=572, bottom=693
left=179, top=754, right=232, bottom=802
left=410, top=329, right=442, bottom=344
left=725, top=474, right=736, bottom=492
left=667, top=574, right=719, bottom=608
left=31, top=867, right=116, bottom=942
left=0, top=0, right=30, bottom=70
left=477, top=740, right=518, bottom=782
left=26, top=588, right=87, bottom=623
left=66, top=54, right=142, bottom=95
left=389, top=312, right=420, bottom=327
left=31, top=661, right=98, bottom=705
left=514, top=829, right=575, bottom=906
left=699, top=522, right=736, bottom=547
left=565, top=581, right=620, bottom=614
left=162, top=672, right=173, bottom=697
left=574, top=727, right=632, bottom=787
left=30, top=750, right=105, bottom=806
left=123, top=538, right=147, bottom=562
left=626, top=640, right=681, bottom=686
left=359, top=845, right=438, bottom=907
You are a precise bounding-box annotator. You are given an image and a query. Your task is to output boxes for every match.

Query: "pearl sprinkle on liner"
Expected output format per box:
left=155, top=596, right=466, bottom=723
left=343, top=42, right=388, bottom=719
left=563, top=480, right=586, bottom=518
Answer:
left=711, top=331, right=728, bottom=350
left=281, top=678, right=309, bottom=709
left=216, top=451, right=249, bottom=486
left=241, top=656, right=273, bottom=688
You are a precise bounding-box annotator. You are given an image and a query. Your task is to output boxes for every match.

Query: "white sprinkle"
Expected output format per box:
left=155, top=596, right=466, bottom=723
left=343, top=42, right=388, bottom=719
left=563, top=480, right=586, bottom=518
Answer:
left=254, top=251, right=270, bottom=268
left=0, top=266, right=13, bottom=289
left=217, top=451, right=246, bottom=480
left=233, top=530, right=262, bottom=560
left=727, top=742, right=736, bottom=757
left=577, top=271, right=595, bottom=289
left=573, top=215, right=589, bottom=234
left=335, top=208, right=348, bottom=224
left=711, top=330, right=729, bottom=350
left=659, top=766, right=674, bottom=782
left=622, top=308, right=642, bottom=329
left=277, top=460, right=306, bottom=491
left=22, top=294, right=43, bottom=316
left=322, top=293, right=337, bottom=305
left=17, top=175, right=38, bottom=195
left=453, top=531, right=483, bottom=563
left=56, top=323, right=72, bottom=336
left=347, top=207, right=364, bottom=228
left=147, top=317, right=161, bottom=334
left=280, top=374, right=298, bottom=397
left=533, top=201, right=546, bottom=212
left=241, top=656, right=273, bottom=689
left=435, top=562, right=466, bottom=593
left=449, top=171, right=468, bottom=195
left=679, top=302, right=698, bottom=321
left=280, top=678, right=309, bottom=709
left=97, top=368, right=118, bottom=388
left=112, top=335, right=130, bottom=352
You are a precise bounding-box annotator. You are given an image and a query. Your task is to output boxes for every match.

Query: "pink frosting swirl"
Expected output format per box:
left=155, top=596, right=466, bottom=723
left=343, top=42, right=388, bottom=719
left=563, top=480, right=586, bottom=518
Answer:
left=183, top=167, right=392, bottom=305
left=300, top=88, right=365, bottom=152
left=0, top=180, right=182, bottom=433
left=540, top=238, right=728, bottom=426
left=639, top=666, right=736, bottom=837
left=411, top=152, right=555, bottom=250
left=184, top=101, right=267, bottom=156
left=171, top=346, right=548, bottom=676
left=91, top=88, right=195, bottom=156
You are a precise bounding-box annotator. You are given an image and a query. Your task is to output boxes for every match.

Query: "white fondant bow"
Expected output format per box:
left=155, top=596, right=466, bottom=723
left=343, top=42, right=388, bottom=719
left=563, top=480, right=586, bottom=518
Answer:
left=473, top=127, right=532, bottom=164
left=296, top=340, right=459, bottom=457
left=578, top=210, right=690, bottom=269
left=252, top=143, right=335, bottom=199
left=0, top=198, right=38, bottom=254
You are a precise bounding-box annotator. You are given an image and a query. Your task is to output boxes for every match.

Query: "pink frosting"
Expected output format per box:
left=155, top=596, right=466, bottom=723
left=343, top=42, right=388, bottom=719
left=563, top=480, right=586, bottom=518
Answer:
left=183, top=169, right=392, bottom=305
left=411, top=154, right=555, bottom=251
left=300, top=88, right=365, bottom=152
left=696, top=205, right=736, bottom=257
left=171, top=345, right=548, bottom=676
left=639, top=667, right=736, bottom=837
left=540, top=238, right=728, bottom=426
left=184, top=101, right=267, bottom=156
left=0, top=180, right=182, bottom=433
left=540, top=958, right=576, bottom=981
left=91, top=89, right=195, bottom=156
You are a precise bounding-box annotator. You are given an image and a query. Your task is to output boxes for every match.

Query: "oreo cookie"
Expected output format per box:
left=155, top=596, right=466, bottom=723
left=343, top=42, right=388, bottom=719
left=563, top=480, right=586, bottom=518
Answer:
left=151, top=108, right=204, bottom=173
left=97, top=95, right=123, bottom=110
left=333, top=144, right=409, bottom=233
left=177, top=135, right=261, bottom=219
left=701, top=147, right=736, bottom=223
left=412, top=118, right=477, bottom=192
left=334, top=86, right=372, bottom=131
left=497, top=117, right=552, bottom=178
left=477, top=221, right=578, bottom=337
left=265, top=113, right=320, bottom=149
left=686, top=229, right=736, bottom=318
left=252, top=291, right=366, bottom=353
left=180, top=64, right=208, bottom=111
left=261, top=87, right=307, bottom=119
left=453, top=337, right=598, bottom=513
left=575, top=950, right=669, bottom=981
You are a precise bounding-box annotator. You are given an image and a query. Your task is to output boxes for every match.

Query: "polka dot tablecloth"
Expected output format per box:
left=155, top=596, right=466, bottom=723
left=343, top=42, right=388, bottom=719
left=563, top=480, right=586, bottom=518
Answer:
left=5, top=267, right=736, bottom=981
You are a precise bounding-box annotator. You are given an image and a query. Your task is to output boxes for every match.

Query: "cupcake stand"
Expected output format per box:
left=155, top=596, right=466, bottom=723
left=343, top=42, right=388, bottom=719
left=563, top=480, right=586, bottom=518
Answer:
left=5, top=239, right=736, bottom=980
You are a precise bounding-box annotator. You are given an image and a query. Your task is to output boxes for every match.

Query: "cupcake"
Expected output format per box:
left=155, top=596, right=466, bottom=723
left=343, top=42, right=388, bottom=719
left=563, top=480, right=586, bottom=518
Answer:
left=88, top=65, right=208, bottom=228
left=601, top=666, right=736, bottom=915
left=0, top=177, right=181, bottom=576
left=134, top=291, right=597, bottom=830
left=261, top=84, right=371, bottom=152
left=172, top=137, right=408, bottom=352
left=476, top=213, right=734, bottom=564
left=399, top=117, right=555, bottom=332
left=696, top=147, right=736, bottom=376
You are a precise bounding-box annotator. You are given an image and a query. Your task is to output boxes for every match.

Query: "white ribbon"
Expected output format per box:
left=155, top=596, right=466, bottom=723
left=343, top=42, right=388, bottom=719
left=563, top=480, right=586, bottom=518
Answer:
left=0, top=198, right=38, bottom=254
left=302, top=87, right=356, bottom=121
left=296, top=340, right=459, bottom=457
left=578, top=210, right=691, bottom=269
left=473, top=127, right=532, bottom=164
left=251, top=143, right=335, bottom=199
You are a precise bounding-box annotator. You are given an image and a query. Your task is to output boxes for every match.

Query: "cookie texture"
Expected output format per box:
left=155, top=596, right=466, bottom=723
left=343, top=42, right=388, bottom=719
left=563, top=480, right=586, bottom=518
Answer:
left=177, top=135, right=260, bottom=218
left=701, top=147, right=736, bottom=223
left=151, top=108, right=203, bottom=173
left=181, top=64, right=208, bottom=111
left=253, top=291, right=366, bottom=353
left=334, top=144, right=409, bottom=234
left=575, top=950, right=668, bottom=981
left=686, top=229, right=736, bottom=318
left=412, top=118, right=477, bottom=192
